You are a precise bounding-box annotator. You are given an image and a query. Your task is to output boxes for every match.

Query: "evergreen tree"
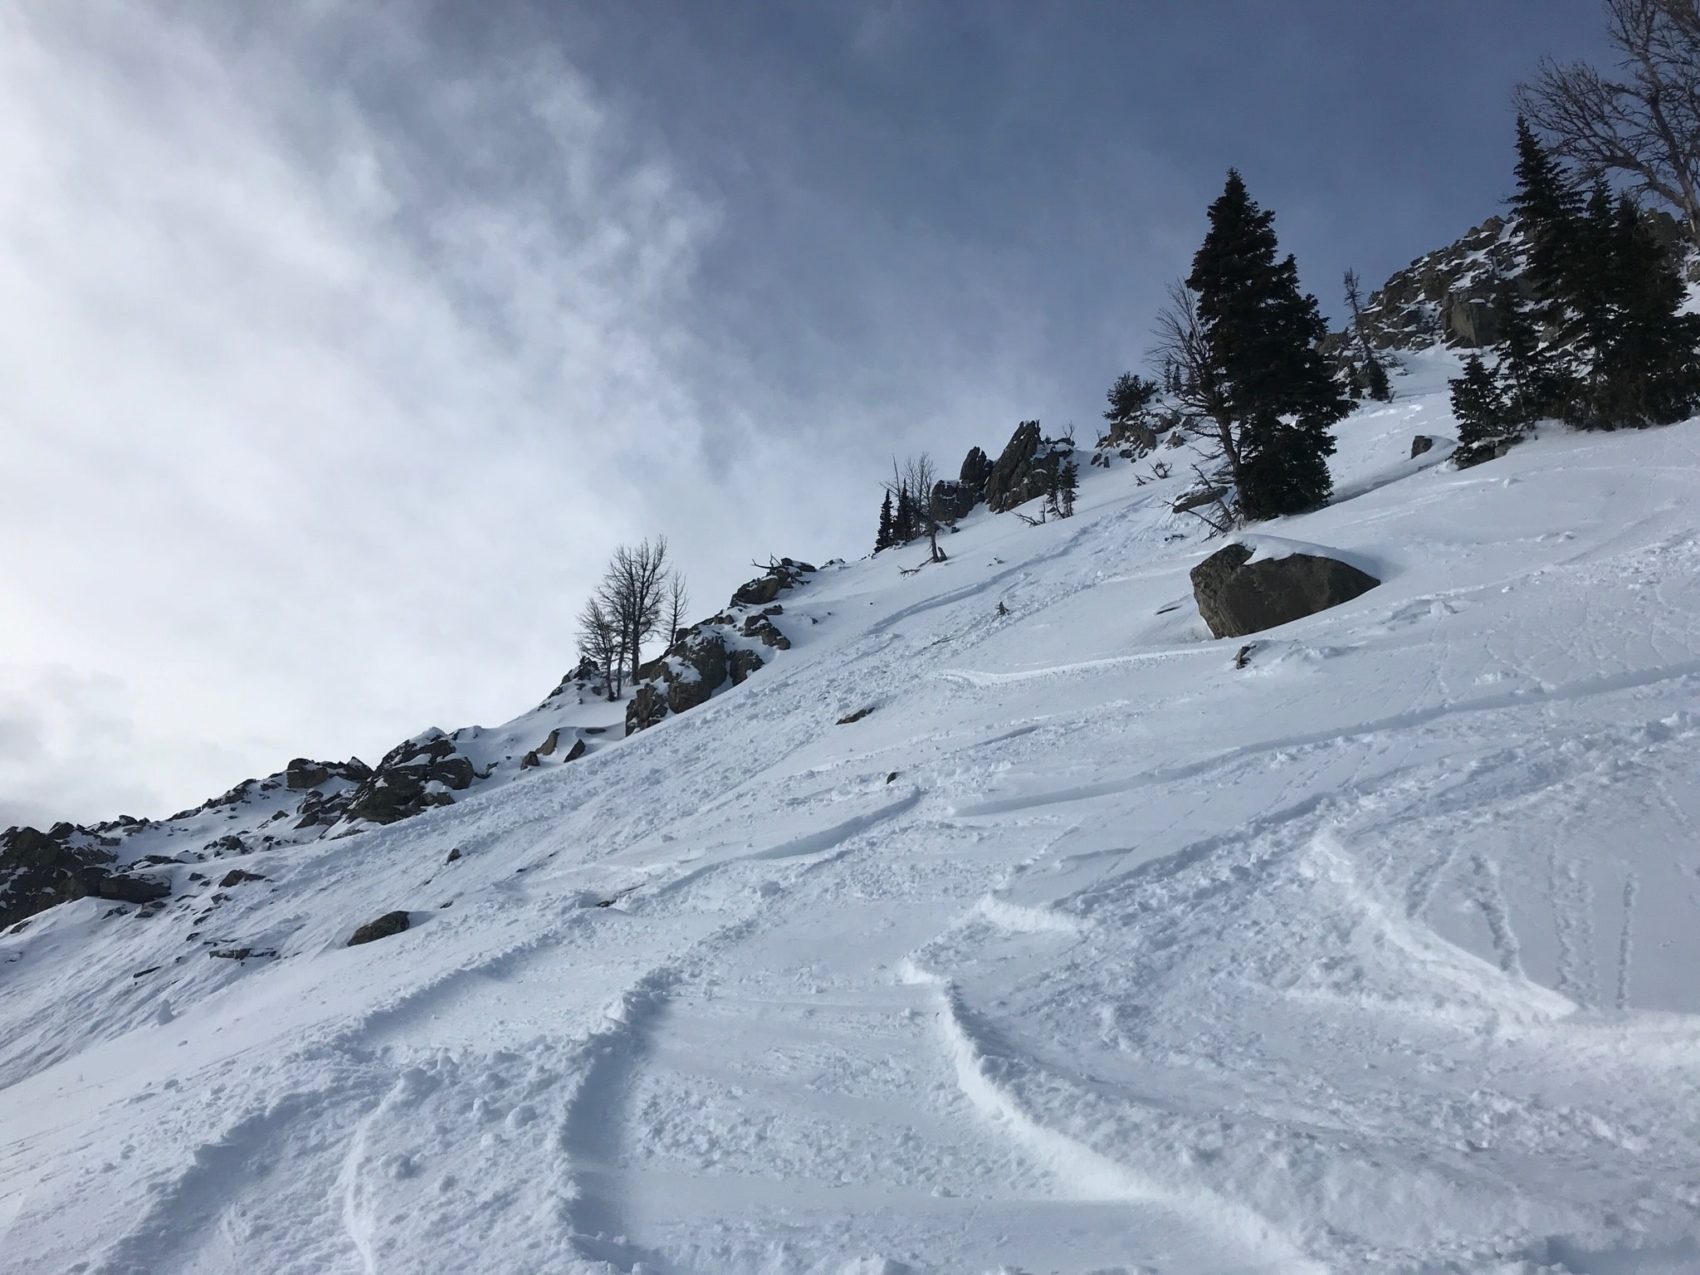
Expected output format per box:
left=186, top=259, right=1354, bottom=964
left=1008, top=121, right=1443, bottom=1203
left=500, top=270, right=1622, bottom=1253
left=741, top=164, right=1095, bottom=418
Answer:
left=1185, top=170, right=1349, bottom=520
left=1510, top=115, right=1583, bottom=332
left=1363, top=357, right=1391, bottom=403
left=894, top=485, right=916, bottom=543
left=1056, top=459, right=1078, bottom=518
left=1449, top=354, right=1515, bottom=466
left=875, top=490, right=894, bottom=552
left=1492, top=276, right=1559, bottom=427
left=1591, top=194, right=1700, bottom=428
left=1103, top=372, right=1159, bottom=431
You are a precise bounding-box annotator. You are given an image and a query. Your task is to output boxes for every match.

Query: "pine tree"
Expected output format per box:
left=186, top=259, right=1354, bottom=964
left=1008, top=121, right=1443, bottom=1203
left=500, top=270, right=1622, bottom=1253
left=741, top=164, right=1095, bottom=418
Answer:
left=875, top=490, right=894, bottom=552
left=1492, top=276, right=1558, bottom=426
left=1103, top=372, right=1159, bottom=431
left=894, top=485, right=916, bottom=543
left=1510, top=116, right=1583, bottom=332
left=1449, top=354, right=1514, bottom=466
left=1185, top=170, right=1349, bottom=520
left=1056, top=459, right=1078, bottom=518
left=1363, top=357, right=1391, bottom=403
left=1591, top=194, right=1700, bottom=428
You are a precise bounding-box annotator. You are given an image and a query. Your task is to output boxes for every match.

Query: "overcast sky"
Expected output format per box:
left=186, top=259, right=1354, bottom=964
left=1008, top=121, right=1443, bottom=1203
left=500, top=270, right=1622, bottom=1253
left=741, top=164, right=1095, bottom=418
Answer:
left=1, top=1, right=1616, bottom=827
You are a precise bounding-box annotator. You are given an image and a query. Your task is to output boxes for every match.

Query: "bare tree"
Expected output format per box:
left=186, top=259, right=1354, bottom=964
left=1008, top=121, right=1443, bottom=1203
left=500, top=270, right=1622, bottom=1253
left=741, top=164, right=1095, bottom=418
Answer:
left=662, top=571, right=690, bottom=649
left=886, top=453, right=947, bottom=564
left=597, top=536, right=670, bottom=685
left=576, top=596, right=623, bottom=701
left=1149, top=280, right=1245, bottom=493
left=1517, top=0, right=1700, bottom=247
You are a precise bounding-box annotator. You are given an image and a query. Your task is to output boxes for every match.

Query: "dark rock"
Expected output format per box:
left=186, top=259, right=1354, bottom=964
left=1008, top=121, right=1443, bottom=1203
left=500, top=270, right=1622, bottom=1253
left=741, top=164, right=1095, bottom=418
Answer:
left=286, top=759, right=331, bottom=791
left=837, top=706, right=875, bottom=725
left=728, top=648, right=765, bottom=686
left=984, top=420, right=1075, bottom=513
left=0, top=824, right=172, bottom=928
left=445, top=847, right=462, bottom=864
left=1411, top=435, right=1435, bottom=458
left=1190, top=543, right=1381, bottom=639
left=344, top=732, right=478, bottom=826
left=960, top=445, right=992, bottom=492
left=348, top=910, right=411, bottom=947
left=742, top=615, right=791, bottom=649
left=520, top=750, right=540, bottom=770
left=562, top=738, right=587, bottom=762
left=1173, top=485, right=1230, bottom=515
left=930, top=479, right=978, bottom=523
left=209, top=946, right=276, bottom=961
left=885, top=771, right=899, bottom=785
left=626, top=684, right=671, bottom=732
left=218, top=869, right=266, bottom=889
left=537, top=728, right=562, bottom=756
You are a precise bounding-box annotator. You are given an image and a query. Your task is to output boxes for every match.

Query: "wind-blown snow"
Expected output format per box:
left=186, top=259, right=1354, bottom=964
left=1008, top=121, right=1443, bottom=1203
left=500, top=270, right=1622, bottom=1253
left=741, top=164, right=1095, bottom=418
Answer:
left=5, top=351, right=1700, bottom=1273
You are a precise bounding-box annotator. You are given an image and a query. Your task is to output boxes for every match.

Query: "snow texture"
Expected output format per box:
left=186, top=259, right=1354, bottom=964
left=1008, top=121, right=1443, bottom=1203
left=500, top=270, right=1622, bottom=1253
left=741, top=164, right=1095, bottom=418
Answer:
left=5, top=350, right=1700, bottom=1273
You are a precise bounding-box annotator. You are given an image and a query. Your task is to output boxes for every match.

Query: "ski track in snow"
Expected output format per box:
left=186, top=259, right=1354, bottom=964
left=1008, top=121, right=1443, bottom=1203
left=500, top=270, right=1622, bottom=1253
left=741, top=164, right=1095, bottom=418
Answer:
left=9, top=355, right=1700, bottom=1272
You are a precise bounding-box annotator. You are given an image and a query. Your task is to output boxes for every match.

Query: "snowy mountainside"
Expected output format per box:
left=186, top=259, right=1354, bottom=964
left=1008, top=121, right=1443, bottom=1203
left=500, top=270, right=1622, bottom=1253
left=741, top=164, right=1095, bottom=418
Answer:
left=6, top=352, right=1700, bottom=1272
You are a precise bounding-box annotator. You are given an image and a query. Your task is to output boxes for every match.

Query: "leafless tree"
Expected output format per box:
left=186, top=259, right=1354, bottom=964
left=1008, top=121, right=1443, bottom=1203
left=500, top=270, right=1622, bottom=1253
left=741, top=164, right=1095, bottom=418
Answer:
left=576, top=596, right=623, bottom=701
left=662, top=571, right=690, bottom=649
left=1517, top=0, right=1700, bottom=247
left=1149, top=280, right=1245, bottom=494
left=597, top=536, right=670, bottom=685
left=886, top=453, right=947, bottom=564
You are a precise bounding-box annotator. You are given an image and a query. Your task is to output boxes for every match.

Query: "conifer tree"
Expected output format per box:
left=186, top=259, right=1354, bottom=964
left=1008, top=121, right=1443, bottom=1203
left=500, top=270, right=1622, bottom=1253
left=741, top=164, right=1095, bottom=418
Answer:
left=1492, top=276, right=1557, bottom=427
left=1591, top=194, right=1700, bottom=427
left=1511, top=115, right=1584, bottom=332
left=875, top=490, right=894, bottom=552
left=1103, top=372, right=1159, bottom=432
left=1185, top=170, right=1349, bottom=520
left=1344, top=268, right=1393, bottom=402
left=1056, top=459, right=1078, bottom=518
left=1449, top=354, right=1515, bottom=466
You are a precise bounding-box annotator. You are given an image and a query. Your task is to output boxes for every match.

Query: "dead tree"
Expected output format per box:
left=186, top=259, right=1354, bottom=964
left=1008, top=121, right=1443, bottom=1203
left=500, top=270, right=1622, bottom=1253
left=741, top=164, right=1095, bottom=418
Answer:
left=886, top=453, right=947, bottom=564
left=576, top=596, right=623, bottom=701
left=597, top=536, right=670, bottom=684
left=1517, top=0, right=1700, bottom=248
left=1150, top=280, right=1246, bottom=511
left=662, top=571, right=689, bottom=649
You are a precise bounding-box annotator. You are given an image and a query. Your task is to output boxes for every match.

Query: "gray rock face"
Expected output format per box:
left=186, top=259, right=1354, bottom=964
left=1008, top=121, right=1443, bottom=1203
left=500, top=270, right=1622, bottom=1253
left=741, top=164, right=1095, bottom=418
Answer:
left=983, top=420, right=1074, bottom=513
left=959, top=446, right=992, bottom=492
left=1411, top=435, right=1435, bottom=458
left=930, top=479, right=978, bottom=523
left=1190, top=542, right=1381, bottom=639
left=348, top=910, right=410, bottom=946
left=0, top=824, right=170, bottom=929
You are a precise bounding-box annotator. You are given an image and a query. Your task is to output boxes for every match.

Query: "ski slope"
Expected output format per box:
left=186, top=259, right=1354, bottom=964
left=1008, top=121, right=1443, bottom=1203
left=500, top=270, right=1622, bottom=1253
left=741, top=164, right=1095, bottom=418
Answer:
left=5, top=353, right=1700, bottom=1273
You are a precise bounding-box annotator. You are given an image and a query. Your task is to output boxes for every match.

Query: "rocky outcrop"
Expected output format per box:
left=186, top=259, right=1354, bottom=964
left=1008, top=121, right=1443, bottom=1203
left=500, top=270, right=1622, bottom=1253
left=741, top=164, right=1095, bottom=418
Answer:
left=1190, top=543, right=1381, bottom=639
left=342, top=732, right=481, bottom=827
left=959, top=446, right=992, bottom=492
left=983, top=420, right=1075, bottom=513
left=930, top=479, right=978, bottom=523
left=626, top=559, right=817, bottom=734
left=1, top=824, right=171, bottom=929
left=1334, top=209, right=1690, bottom=359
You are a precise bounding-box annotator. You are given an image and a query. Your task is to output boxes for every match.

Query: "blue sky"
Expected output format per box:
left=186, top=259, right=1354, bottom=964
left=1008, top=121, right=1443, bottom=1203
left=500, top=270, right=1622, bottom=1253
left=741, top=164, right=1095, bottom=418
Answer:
left=0, top=1, right=1617, bottom=824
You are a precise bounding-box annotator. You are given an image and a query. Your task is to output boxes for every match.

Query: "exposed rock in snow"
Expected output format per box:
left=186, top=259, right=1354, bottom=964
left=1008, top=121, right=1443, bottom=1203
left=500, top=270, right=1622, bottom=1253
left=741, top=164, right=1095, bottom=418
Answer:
left=1191, top=540, right=1381, bottom=638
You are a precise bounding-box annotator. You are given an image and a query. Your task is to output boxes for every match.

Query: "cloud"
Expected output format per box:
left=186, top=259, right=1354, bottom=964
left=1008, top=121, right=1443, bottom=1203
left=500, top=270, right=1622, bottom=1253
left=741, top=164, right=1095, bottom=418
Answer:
left=0, top=2, right=739, bottom=821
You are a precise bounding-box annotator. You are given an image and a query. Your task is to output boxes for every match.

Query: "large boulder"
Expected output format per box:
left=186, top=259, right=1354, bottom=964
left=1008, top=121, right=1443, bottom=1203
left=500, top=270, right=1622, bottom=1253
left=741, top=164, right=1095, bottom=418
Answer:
left=1190, top=542, right=1381, bottom=639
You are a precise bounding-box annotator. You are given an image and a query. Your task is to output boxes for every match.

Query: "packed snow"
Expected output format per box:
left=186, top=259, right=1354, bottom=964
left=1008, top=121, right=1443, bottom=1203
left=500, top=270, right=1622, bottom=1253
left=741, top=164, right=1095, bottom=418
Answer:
left=5, top=351, right=1700, bottom=1273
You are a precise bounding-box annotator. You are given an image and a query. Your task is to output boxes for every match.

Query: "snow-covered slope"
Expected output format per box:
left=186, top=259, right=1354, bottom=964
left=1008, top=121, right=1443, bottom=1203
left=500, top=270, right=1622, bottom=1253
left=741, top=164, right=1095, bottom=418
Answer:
left=6, top=353, right=1700, bottom=1273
